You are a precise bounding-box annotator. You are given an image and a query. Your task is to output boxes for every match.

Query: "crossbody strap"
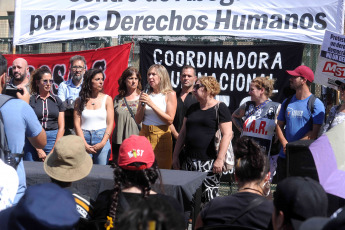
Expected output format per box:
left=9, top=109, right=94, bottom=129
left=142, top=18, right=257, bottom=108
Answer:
left=123, top=97, right=141, bottom=131
left=228, top=196, right=266, bottom=225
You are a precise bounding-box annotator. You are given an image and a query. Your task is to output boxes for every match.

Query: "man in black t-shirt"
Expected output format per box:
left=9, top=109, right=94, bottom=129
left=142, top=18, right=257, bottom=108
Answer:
left=170, top=65, right=198, bottom=161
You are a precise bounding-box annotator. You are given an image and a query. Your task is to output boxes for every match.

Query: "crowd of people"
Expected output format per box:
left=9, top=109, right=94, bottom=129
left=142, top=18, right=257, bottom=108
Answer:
left=0, top=52, right=344, bottom=230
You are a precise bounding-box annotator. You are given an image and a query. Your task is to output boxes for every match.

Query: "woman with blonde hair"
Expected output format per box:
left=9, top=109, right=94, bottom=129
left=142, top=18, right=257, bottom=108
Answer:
left=232, top=76, right=280, bottom=178
left=172, top=76, right=232, bottom=203
left=135, top=64, right=177, bottom=169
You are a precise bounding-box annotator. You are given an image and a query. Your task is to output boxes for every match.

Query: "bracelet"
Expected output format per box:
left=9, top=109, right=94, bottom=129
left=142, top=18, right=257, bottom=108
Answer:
left=105, top=132, right=110, bottom=136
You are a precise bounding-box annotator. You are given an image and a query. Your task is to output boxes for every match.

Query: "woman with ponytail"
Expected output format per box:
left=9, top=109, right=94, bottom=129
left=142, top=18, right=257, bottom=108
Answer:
left=90, top=135, right=184, bottom=230
left=195, top=136, right=273, bottom=230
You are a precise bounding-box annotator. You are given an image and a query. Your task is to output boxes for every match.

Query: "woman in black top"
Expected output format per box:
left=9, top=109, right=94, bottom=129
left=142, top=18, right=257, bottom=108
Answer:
left=24, top=66, right=65, bottom=161
left=172, top=76, right=232, bottom=204
left=196, top=137, right=273, bottom=230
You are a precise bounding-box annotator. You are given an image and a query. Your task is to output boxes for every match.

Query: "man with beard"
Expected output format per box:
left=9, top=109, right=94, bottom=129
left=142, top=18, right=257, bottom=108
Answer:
left=58, top=55, right=86, bottom=135
left=275, top=65, right=325, bottom=182
left=6, top=58, right=30, bottom=92
left=170, top=65, right=198, bottom=164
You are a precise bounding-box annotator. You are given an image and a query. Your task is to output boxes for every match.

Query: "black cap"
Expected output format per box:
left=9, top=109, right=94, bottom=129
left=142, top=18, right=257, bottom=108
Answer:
left=299, top=207, right=345, bottom=230
left=274, top=177, right=328, bottom=230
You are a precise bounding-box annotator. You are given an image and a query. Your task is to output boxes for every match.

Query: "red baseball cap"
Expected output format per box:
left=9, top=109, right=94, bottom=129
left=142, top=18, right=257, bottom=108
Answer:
left=118, top=135, right=155, bottom=170
left=286, top=65, right=314, bottom=83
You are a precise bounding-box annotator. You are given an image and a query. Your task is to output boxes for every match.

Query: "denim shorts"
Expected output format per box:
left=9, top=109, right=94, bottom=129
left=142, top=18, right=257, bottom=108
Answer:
left=83, top=128, right=111, bottom=165
left=24, top=129, right=58, bottom=161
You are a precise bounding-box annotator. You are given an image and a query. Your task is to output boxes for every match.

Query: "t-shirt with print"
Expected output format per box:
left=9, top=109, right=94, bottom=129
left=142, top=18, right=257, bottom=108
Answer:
left=277, top=94, right=325, bottom=158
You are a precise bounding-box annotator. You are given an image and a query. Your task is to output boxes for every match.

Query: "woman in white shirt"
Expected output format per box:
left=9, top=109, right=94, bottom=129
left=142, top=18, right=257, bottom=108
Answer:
left=135, top=64, right=177, bottom=169
left=74, top=69, right=114, bottom=165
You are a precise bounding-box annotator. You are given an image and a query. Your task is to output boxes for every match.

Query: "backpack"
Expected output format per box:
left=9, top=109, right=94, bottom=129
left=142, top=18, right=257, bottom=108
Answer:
left=283, top=94, right=317, bottom=114
left=0, top=95, right=24, bottom=169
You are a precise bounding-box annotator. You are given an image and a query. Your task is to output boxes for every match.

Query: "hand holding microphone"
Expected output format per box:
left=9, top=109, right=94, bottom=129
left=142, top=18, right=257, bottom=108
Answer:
left=141, top=83, right=150, bottom=106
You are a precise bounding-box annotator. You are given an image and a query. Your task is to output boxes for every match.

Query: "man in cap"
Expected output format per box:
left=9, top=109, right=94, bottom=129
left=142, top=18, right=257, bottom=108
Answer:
left=272, top=177, right=328, bottom=230
left=44, top=135, right=93, bottom=219
left=57, top=55, right=86, bottom=135
left=275, top=65, right=325, bottom=182
left=0, top=183, right=80, bottom=230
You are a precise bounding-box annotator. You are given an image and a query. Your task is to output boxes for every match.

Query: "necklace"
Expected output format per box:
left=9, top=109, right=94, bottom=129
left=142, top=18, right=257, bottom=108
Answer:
left=239, top=187, right=264, bottom=196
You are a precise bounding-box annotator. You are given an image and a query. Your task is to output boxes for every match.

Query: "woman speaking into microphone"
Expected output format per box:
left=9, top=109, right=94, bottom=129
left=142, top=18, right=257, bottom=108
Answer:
left=135, top=64, right=177, bottom=169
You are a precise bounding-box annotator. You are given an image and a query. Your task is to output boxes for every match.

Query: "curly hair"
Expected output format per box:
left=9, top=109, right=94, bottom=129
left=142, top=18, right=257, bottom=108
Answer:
left=29, top=66, right=52, bottom=94
left=198, top=76, right=220, bottom=97
left=107, top=162, right=163, bottom=224
left=117, top=67, right=142, bottom=98
left=147, top=64, right=173, bottom=94
left=76, top=68, right=104, bottom=115
left=251, top=76, right=275, bottom=98
left=234, top=136, right=269, bottom=185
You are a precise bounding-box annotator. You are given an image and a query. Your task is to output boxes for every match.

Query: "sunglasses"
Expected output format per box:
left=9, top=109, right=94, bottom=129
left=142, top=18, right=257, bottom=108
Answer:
left=193, top=83, right=204, bottom=90
left=41, top=79, right=54, bottom=85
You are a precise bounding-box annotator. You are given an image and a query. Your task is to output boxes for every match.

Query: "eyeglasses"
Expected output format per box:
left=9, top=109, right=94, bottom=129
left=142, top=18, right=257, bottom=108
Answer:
left=71, top=66, right=85, bottom=70
left=193, top=84, right=204, bottom=90
left=41, top=79, right=54, bottom=85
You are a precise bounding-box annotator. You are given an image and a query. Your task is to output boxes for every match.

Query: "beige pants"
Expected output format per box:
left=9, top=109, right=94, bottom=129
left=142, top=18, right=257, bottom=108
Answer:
left=139, top=124, right=172, bottom=169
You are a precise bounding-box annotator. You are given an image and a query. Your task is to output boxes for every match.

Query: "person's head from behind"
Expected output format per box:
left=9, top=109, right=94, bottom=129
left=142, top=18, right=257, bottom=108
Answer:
left=0, top=55, right=7, bottom=91
left=117, top=199, right=185, bottom=230
left=147, top=64, right=172, bottom=94
left=44, top=135, right=93, bottom=187
left=272, top=176, right=328, bottom=230
left=234, top=136, right=271, bottom=195
left=29, top=66, right=53, bottom=95
left=0, top=183, right=80, bottom=230
left=118, top=66, right=142, bottom=97
left=69, top=55, right=86, bottom=82
left=107, top=135, right=161, bottom=224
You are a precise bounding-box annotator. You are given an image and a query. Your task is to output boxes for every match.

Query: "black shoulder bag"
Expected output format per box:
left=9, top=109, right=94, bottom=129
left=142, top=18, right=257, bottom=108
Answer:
left=123, top=97, right=141, bottom=131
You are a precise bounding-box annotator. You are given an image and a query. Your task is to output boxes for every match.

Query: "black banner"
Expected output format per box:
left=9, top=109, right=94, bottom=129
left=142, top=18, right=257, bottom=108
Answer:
left=140, top=42, right=304, bottom=112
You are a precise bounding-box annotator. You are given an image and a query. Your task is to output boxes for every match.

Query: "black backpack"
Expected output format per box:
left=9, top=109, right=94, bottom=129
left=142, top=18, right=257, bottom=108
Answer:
left=0, top=95, right=24, bottom=169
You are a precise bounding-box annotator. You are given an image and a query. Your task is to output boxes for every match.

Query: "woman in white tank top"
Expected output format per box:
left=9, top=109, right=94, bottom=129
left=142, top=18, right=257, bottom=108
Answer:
left=74, top=69, right=114, bottom=165
left=135, top=64, right=177, bottom=169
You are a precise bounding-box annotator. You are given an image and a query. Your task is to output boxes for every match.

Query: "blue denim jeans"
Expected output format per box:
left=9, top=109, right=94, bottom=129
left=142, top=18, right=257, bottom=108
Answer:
left=23, top=129, right=58, bottom=161
left=83, top=128, right=110, bottom=165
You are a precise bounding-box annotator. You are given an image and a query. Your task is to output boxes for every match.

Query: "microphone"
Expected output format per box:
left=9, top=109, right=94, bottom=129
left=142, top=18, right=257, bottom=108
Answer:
left=141, top=83, right=150, bottom=106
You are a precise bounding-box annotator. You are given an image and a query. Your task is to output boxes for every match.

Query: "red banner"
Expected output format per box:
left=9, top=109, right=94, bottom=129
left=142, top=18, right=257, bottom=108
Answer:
left=4, top=43, right=132, bottom=99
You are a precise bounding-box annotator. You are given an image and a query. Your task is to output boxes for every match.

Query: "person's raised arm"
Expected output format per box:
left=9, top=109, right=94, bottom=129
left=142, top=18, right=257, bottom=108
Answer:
left=232, top=103, right=246, bottom=133
left=172, top=117, right=187, bottom=170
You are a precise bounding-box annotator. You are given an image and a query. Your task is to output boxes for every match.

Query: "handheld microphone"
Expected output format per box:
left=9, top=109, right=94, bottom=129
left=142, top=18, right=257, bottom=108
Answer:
left=141, top=84, right=150, bottom=106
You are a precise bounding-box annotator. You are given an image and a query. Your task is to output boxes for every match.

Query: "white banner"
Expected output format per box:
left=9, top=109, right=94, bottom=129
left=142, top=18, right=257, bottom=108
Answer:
left=14, top=0, right=344, bottom=45
left=315, top=30, right=345, bottom=88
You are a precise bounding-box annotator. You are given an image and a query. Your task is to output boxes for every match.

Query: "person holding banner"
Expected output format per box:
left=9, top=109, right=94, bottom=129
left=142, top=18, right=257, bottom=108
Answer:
left=112, top=67, right=142, bottom=162
left=74, top=69, right=114, bottom=165
left=321, top=79, right=345, bottom=134
left=23, top=66, right=65, bottom=162
left=232, top=76, right=280, bottom=179
left=172, top=76, right=232, bottom=204
left=135, top=64, right=177, bottom=169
